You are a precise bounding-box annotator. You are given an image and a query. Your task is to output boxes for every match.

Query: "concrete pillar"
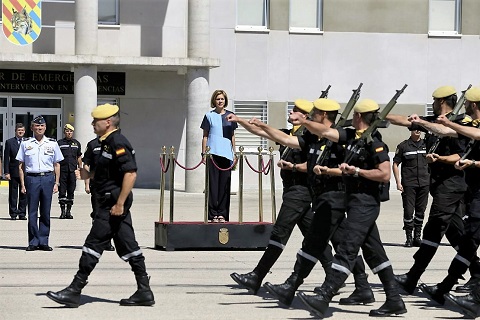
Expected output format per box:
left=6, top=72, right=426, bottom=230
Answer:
left=185, top=0, right=210, bottom=193
left=74, top=66, right=98, bottom=147
left=73, top=0, right=98, bottom=149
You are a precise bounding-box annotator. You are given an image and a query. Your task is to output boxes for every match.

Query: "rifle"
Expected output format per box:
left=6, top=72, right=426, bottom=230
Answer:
left=280, top=85, right=331, bottom=160
left=428, top=84, right=472, bottom=154
left=316, top=83, right=363, bottom=165
left=460, top=122, right=480, bottom=161
left=344, top=84, right=408, bottom=164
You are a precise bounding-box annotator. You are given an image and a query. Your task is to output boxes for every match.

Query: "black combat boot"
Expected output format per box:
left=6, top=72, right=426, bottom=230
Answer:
left=59, top=204, right=66, bottom=219
left=444, top=289, right=480, bottom=318
left=419, top=284, right=447, bottom=305
left=298, top=283, right=337, bottom=318
left=66, top=204, right=73, bottom=219
left=263, top=272, right=302, bottom=306
left=46, top=275, right=87, bottom=308
left=339, top=273, right=375, bottom=305
left=394, top=273, right=418, bottom=294
left=120, top=276, right=155, bottom=306
left=369, top=282, right=407, bottom=316
left=456, top=276, right=480, bottom=293
left=412, top=227, right=422, bottom=247
left=405, top=230, right=413, bottom=247
left=230, top=271, right=262, bottom=294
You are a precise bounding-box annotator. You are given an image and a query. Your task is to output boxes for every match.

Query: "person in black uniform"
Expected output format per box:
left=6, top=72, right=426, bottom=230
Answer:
left=3, top=123, right=27, bottom=220
left=46, top=103, right=154, bottom=308
left=57, top=124, right=82, bottom=219
left=412, top=87, right=480, bottom=306
left=229, top=99, right=334, bottom=297
left=245, top=98, right=375, bottom=308
left=290, top=99, right=406, bottom=318
left=387, top=86, right=480, bottom=296
left=392, top=129, right=430, bottom=247
left=83, top=136, right=115, bottom=251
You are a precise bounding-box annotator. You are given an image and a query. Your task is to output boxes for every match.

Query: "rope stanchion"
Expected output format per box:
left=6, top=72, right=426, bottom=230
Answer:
left=204, top=147, right=210, bottom=224
left=244, top=156, right=271, bottom=174
left=169, top=146, right=175, bottom=222
left=174, top=158, right=204, bottom=171
left=257, top=147, right=263, bottom=222
left=238, top=147, right=244, bottom=224
left=269, top=147, right=277, bottom=223
left=210, top=156, right=238, bottom=171
left=159, top=146, right=167, bottom=222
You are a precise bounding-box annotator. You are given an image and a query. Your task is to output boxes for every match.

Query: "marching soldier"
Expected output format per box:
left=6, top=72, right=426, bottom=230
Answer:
left=413, top=87, right=480, bottom=306
left=387, top=86, right=480, bottom=295
left=57, top=124, right=82, bottom=219
left=229, top=100, right=334, bottom=296
left=392, top=129, right=430, bottom=247
left=47, top=103, right=154, bottom=307
left=293, top=99, right=406, bottom=317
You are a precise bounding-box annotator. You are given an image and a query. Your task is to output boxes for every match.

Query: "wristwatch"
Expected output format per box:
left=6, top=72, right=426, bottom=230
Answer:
left=353, top=167, right=360, bottom=177
left=292, top=163, right=297, bottom=172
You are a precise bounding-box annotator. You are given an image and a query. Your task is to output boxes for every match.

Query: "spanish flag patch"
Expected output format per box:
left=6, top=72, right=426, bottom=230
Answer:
left=116, top=148, right=126, bottom=156
left=375, top=147, right=384, bottom=153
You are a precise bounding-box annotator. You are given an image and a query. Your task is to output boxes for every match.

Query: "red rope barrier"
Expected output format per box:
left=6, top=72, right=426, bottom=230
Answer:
left=173, top=157, right=204, bottom=170
left=159, top=157, right=171, bottom=173
left=210, top=156, right=238, bottom=171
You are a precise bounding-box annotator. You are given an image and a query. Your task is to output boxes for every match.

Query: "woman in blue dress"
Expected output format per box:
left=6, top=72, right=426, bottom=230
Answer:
left=201, top=90, right=237, bottom=222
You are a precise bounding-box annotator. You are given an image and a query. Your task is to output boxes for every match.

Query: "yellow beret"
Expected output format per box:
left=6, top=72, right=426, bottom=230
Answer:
left=313, top=98, right=340, bottom=111
left=294, top=99, right=314, bottom=113
left=354, top=99, right=379, bottom=113
left=432, top=86, right=456, bottom=98
left=64, top=124, right=74, bottom=131
left=465, top=87, right=480, bottom=102
left=91, top=103, right=119, bottom=119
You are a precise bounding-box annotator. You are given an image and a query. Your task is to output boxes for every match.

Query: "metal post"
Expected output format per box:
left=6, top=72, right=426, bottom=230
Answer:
left=203, top=146, right=210, bottom=224
left=238, top=146, right=244, bottom=224
left=169, top=146, right=175, bottom=222
left=257, top=146, right=263, bottom=222
left=269, top=147, right=276, bottom=223
left=159, top=146, right=167, bottom=222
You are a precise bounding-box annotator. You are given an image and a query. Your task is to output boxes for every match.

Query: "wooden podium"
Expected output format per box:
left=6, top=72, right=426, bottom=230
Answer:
left=154, top=221, right=273, bottom=251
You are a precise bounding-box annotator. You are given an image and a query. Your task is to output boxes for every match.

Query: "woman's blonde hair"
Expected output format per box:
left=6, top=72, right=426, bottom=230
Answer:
left=210, top=89, right=228, bottom=108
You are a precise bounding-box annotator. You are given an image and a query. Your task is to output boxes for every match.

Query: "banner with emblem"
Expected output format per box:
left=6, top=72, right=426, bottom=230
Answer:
left=2, top=0, right=42, bottom=45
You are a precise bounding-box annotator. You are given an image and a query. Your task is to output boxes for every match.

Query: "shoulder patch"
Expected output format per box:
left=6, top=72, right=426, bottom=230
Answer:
left=116, top=148, right=126, bottom=156
left=375, top=146, right=384, bottom=153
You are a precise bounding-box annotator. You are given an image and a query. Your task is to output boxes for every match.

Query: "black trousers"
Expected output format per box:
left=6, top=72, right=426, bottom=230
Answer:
left=8, top=176, right=26, bottom=217
left=401, top=185, right=429, bottom=231
left=207, top=155, right=232, bottom=221
left=409, top=185, right=465, bottom=278
left=76, top=189, right=147, bottom=280
left=299, top=190, right=367, bottom=277
left=59, top=170, right=76, bottom=205
left=331, top=193, right=390, bottom=276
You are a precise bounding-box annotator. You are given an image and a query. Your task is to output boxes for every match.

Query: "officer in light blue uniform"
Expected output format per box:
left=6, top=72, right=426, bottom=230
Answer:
left=17, top=116, right=64, bottom=251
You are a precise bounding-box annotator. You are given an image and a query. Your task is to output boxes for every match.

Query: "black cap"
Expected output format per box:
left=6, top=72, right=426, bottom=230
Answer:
left=33, top=116, right=46, bottom=124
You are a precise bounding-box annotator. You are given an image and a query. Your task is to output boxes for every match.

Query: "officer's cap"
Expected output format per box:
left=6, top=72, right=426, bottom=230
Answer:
left=432, top=86, right=456, bottom=99
left=32, top=115, right=46, bottom=124
left=64, top=123, right=74, bottom=131
left=294, top=99, right=314, bottom=113
left=91, top=103, right=119, bottom=119
left=465, top=87, right=480, bottom=103
left=313, top=98, right=340, bottom=112
left=354, top=99, right=379, bottom=113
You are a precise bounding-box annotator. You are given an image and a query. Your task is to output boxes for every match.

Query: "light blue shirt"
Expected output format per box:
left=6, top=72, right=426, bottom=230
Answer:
left=16, top=137, right=64, bottom=173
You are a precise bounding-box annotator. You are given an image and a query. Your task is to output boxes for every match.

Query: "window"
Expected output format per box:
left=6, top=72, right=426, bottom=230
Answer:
left=233, top=101, right=267, bottom=149
left=286, top=102, right=295, bottom=130
left=425, top=103, right=434, bottom=116
left=289, top=0, right=323, bottom=33
left=99, top=0, right=119, bottom=25
left=236, top=0, right=269, bottom=31
left=429, top=0, right=462, bottom=35
left=98, top=98, right=118, bottom=106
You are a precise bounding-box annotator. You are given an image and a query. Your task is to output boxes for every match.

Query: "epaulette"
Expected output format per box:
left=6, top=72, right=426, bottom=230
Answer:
left=48, top=137, right=57, bottom=142
left=452, top=113, right=471, bottom=124
left=461, top=114, right=473, bottom=124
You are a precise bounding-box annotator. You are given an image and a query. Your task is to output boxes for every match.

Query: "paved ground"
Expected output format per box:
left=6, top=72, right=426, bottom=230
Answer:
left=0, top=186, right=473, bottom=319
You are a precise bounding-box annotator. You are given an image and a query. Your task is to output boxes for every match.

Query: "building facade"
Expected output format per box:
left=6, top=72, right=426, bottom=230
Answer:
left=0, top=0, right=478, bottom=190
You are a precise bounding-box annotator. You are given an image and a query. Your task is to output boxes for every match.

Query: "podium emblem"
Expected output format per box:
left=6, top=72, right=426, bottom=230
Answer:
left=2, top=0, right=42, bottom=45
left=218, top=228, right=229, bottom=245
